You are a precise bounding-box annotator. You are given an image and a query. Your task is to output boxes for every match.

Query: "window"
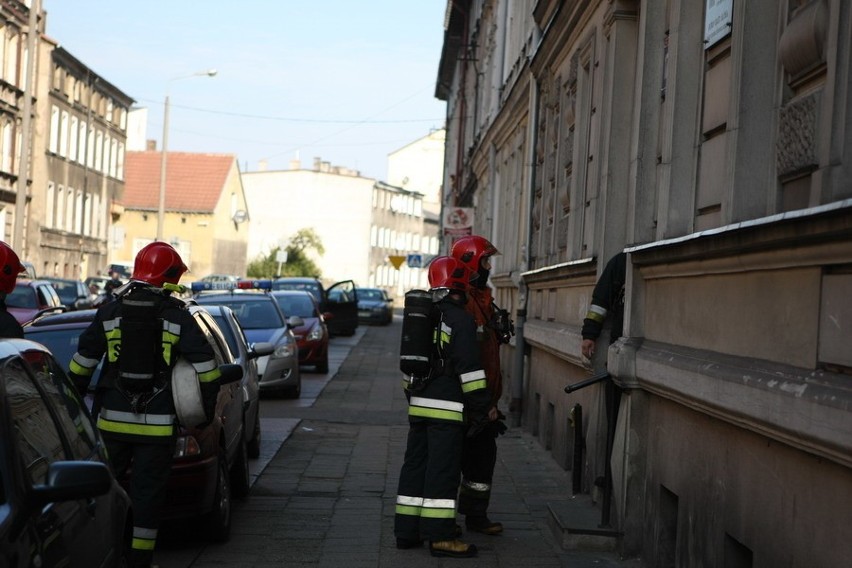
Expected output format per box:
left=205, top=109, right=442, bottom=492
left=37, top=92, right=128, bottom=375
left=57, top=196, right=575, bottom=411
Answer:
left=2, top=121, right=12, bottom=172
left=49, top=106, right=60, bottom=153
left=69, top=116, right=79, bottom=161
left=46, top=183, right=55, bottom=228
left=6, top=358, right=66, bottom=485
left=59, top=111, right=69, bottom=157
left=78, top=120, right=87, bottom=165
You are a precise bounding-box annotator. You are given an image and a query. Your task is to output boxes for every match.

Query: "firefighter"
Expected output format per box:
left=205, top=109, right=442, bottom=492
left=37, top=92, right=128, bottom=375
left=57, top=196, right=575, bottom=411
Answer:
left=0, top=241, right=25, bottom=338
left=68, top=242, right=221, bottom=568
left=450, top=235, right=512, bottom=535
left=395, top=256, right=491, bottom=558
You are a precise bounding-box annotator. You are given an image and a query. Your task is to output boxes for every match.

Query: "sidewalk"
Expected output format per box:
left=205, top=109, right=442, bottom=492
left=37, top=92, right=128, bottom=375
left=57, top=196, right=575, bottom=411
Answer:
left=179, top=321, right=634, bottom=567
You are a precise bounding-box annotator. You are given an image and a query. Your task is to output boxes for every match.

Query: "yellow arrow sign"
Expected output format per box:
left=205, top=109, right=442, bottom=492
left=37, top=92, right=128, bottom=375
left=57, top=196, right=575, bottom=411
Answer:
left=388, top=255, right=406, bottom=269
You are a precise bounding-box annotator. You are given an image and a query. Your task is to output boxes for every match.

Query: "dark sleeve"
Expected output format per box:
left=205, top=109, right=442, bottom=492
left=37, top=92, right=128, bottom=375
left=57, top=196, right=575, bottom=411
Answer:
left=581, top=252, right=627, bottom=340
left=68, top=308, right=109, bottom=394
left=451, top=313, right=491, bottom=420
left=0, top=310, right=23, bottom=338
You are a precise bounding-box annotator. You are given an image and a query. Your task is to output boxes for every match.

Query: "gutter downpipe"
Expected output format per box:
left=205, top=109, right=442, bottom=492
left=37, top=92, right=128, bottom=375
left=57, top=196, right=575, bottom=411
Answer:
left=452, top=0, right=469, bottom=212
left=509, top=72, right=539, bottom=427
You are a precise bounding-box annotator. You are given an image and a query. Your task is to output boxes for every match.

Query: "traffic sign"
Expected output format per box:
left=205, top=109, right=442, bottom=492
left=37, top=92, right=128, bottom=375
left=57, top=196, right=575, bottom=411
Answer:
left=406, top=254, right=423, bottom=268
left=388, top=255, right=406, bottom=269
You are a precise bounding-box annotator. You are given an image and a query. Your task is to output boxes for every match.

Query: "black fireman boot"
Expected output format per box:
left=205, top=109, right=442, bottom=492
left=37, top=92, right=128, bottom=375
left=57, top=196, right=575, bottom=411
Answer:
left=465, top=515, right=503, bottom=535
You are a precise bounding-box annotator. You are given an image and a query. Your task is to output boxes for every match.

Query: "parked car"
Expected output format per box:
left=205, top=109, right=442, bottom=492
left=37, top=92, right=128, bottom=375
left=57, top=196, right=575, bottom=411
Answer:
left=270, top=290, right=330, bottom=373
left=193, top=281, right=303, bottom=398
left=24, top=304, right=260, bottom=542
left=196, top=303, right=265, bottom=457
left=18, top=260, right=37, bottom=279
left=355, top=287, right=394, bottom=325
left=42, top=277, right=95, bottom=311
left=272, top=277, right=359, bottom=336
left=6, top=279, right=65, bottom=324
left=0, top=338, right=132, bottom=567
left=85, top=275, right=111, bottom=295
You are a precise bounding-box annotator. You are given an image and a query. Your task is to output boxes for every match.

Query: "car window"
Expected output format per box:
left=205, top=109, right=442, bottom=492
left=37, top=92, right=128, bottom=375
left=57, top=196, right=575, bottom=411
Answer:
left=8, top=284, right=36, bottom=308
left=198, top=297, right=284, bottom=330
left=273, top=281, right=322, bottom=302
left=211, top=313, right=240, bottom=357
left=192, top=310, right=233, bottom=364
left=5, top=357, right=66, bottom=484
left=273, top=294, right=315, bottom=318
left=23, top=350, right=98, bottom=459
left=359, top=289, right=383, bottom=301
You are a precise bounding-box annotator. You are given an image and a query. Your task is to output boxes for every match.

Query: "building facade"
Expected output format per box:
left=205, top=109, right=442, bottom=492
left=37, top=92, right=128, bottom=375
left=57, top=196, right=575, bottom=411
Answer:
left=243, top=158, right=435, bottom=298
left=117, top=151, right=249, bottom=281
left=437, top=0, right=852, bottom=565
left=34, top=45, right=132, bottom=278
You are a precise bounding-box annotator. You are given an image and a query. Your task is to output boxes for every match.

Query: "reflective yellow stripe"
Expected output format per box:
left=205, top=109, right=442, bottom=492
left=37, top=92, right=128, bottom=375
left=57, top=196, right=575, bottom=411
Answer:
left=420, top=507, right=457, bottom=519
left=97, top=416, right=174, bottom=437
left=69, top=359, right=94, bottom=377
left=408, top=406, right=464, bottom=422
left=586, top=304, right=607, bottom=323
left=395, top=504, right=421, bottom=516
left=131, top=537, right=156, bottom=551
left=198, top=367, right=221, bottom=384
left=461, top=379, right=487, bottom=393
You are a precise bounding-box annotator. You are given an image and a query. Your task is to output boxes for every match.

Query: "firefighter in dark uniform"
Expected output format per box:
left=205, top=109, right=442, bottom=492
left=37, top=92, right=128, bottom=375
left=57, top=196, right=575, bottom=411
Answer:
left=68, top=242, right=221, bottom=568
left=450, top=235, right=512, bottom=535
left=0, top=241, right=25, bottom=338
left=395, top=256, right=491, bottom=558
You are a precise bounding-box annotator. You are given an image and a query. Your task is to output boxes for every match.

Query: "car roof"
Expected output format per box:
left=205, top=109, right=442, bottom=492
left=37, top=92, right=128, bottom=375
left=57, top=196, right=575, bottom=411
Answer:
left=0, top=338, right=53, bottom=359
left=25, top=309, right=98, bottom=328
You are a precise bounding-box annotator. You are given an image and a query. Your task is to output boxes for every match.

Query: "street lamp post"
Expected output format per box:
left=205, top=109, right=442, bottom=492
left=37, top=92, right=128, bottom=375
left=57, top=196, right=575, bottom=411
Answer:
left=157, top=69, right=217, bottom=242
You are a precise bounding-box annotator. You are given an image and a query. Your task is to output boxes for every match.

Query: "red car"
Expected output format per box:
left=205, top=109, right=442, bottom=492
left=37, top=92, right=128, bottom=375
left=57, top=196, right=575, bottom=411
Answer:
left=6, top=279, right=65, bottom=324
left=270, top=290, right=330, bottom=373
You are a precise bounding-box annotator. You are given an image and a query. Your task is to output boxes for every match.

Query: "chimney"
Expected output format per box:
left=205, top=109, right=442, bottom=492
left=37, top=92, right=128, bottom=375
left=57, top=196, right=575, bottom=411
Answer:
left=313, top=157, right=321, bottom=171
left=289, top=159, right=301, bottom=170
left=258, top=159, right=268, bottom=171
left=146, top=139, right=157, bottom=151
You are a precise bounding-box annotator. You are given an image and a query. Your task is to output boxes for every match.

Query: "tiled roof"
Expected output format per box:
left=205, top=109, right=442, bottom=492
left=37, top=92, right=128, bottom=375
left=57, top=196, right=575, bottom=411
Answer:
left=124, top=151, right=236, bottom=212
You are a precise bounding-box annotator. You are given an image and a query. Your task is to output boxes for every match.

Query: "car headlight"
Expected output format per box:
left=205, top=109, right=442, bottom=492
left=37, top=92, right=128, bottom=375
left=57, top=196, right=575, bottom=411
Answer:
left=273, top=340, right=296, bottom=359
left=307, top=323, right=324, bottom=341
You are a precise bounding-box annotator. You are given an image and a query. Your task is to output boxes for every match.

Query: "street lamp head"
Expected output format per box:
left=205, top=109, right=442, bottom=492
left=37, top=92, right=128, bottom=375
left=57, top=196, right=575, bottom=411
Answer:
left=204, top=69, right=218, bottom=77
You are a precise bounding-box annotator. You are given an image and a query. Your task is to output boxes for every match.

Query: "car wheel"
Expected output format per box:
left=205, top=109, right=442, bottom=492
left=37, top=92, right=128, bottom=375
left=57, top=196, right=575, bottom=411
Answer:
left=205, top=448, right=232, bottom=542
left=247, top=410, right=261, bottom=459
left=316, top=353, right=329, bottom=374
left=230, top=433, right=250, bottom=500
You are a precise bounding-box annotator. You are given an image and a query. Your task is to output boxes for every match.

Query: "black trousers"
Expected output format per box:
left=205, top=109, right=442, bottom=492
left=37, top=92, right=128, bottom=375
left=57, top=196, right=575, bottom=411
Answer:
left=459, top=428, right=498, bottom=517
left=105, top=435, right=176, bottom=568
left=395, top=420, right=464, bottom=542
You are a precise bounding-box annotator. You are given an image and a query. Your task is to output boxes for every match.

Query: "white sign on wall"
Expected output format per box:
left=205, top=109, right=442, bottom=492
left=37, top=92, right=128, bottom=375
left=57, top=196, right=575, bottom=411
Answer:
left=704, top=0, right=733, bottom=49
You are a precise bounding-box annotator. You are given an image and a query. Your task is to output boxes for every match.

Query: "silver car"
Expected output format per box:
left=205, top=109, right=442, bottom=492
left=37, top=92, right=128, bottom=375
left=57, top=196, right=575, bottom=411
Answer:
left=194, top=292, right=303, bottom=398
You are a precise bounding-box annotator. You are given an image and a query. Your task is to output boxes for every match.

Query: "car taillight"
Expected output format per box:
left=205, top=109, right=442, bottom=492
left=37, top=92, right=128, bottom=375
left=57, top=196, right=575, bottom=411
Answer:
left=174, top=435, right=202, bottom=458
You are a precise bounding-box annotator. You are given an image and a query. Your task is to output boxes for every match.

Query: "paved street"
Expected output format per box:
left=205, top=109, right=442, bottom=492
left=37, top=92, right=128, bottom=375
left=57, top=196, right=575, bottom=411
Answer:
left=155, top=316, right=634, bottom=567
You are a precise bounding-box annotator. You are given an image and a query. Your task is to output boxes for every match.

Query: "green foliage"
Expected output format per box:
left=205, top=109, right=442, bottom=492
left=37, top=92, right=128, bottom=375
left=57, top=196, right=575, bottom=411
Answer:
left=246, top=228, right=324, bottom=278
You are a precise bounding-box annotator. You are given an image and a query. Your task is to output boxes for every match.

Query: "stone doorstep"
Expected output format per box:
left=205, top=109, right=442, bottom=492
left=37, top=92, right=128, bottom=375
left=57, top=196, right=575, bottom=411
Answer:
left=547, top=494, right=622, bottom=552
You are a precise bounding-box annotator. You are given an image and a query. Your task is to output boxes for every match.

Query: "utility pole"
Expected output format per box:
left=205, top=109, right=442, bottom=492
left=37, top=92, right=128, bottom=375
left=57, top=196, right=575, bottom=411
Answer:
left=13, top=0, right=39, bottom=250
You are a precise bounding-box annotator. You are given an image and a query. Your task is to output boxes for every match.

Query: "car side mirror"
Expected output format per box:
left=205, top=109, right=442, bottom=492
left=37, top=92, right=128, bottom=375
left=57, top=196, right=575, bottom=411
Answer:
left=31, top=461, right=112, bottom=507
left=218, top=363, right=243, bottom=385
left=287, top=315, right=304, bottom=328
left=249, top=341, right=274, bottom=360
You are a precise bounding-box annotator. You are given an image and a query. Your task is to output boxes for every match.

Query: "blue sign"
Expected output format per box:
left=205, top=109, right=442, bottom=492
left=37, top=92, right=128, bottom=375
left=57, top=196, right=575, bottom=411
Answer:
left=407, top=254, right=423, bottom=268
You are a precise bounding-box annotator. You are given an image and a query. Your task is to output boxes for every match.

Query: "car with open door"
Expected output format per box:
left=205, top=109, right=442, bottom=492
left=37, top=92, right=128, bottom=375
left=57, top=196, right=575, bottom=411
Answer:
left=271, top=277, right=359, bottom=336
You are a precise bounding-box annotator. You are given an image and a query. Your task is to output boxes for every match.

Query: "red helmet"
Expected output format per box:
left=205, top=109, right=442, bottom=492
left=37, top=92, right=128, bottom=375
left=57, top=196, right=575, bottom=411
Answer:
left=427, top=256, right=474, bottom=293
left=450, top=235, right=499, bottom=273
left=132, top=242, right=188, bottom=287
left=0, top=241, right=24, bottom=294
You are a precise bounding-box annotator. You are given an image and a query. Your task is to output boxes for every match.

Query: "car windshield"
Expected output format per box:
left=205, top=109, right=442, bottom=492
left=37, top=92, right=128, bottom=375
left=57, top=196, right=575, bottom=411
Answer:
left=197, top=297, right=284, bottom=330
left=273, top=294, right=315, bottom=318
left=358, top=289, right=383, bottom=301
left=273, top=281, right=322, bottom=302
left=8, top=285, right=37, bottom=308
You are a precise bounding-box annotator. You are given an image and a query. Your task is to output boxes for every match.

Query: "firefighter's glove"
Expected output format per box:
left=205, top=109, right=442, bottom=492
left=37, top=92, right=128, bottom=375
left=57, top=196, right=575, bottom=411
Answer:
left=491, top=419, right=508, bottom=436
left=466, top=416, right=490, bottom=439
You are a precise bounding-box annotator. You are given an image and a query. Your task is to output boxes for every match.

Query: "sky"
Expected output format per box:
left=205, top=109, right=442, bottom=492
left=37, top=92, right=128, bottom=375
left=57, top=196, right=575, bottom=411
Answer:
left=43, top=1, right=449, bottom=181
